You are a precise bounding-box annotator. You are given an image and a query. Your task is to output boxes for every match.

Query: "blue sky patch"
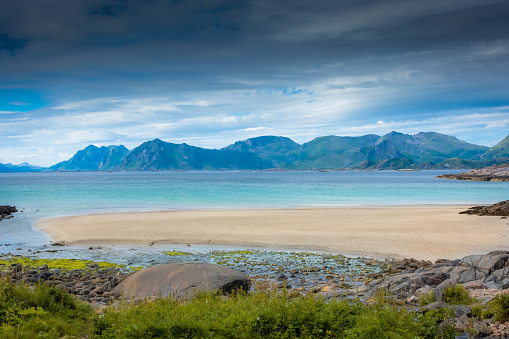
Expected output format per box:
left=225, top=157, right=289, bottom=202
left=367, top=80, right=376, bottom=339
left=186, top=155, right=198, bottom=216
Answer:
left=0, top=89, right=45, bottom=112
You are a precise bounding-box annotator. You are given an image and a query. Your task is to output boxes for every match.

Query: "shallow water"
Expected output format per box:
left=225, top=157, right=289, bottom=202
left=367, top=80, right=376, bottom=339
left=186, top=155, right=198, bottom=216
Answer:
left=0, top=170, right=507, bottom=256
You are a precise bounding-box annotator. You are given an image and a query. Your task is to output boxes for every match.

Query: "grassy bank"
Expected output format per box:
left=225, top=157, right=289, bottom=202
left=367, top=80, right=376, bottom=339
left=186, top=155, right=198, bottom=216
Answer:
left=0, top=278, right=460, bottom=339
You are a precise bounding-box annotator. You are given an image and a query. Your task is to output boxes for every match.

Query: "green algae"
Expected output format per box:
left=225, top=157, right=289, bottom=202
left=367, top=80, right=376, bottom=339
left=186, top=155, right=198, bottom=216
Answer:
left=164, top=250, right=193, bottom=256
left=0, top=256, right=122, bottom=271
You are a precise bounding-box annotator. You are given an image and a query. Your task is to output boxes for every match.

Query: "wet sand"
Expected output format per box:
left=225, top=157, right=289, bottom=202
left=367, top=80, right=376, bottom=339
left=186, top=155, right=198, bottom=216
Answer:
left=36, top=206, right=509, bottom=261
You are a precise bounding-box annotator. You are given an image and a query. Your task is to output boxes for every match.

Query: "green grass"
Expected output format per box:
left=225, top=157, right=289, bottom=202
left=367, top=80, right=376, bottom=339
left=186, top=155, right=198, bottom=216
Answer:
left=93, top=290, right=455, bottom=338
left=0, top=277, right=457, bottom=338
left=0, top=278, right=93, bottom=338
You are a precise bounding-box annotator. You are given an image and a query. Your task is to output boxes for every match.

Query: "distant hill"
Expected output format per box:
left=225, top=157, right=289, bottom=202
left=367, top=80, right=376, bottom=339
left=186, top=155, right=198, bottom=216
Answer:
left=50, top=145, right=129, bottom=171
left=4, top=132, right=509, bottom=172
left=0, top=162, right=46, bottom=172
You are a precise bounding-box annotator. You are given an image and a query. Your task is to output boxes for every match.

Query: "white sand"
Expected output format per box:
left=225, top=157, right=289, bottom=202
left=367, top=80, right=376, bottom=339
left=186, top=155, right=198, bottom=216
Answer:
left=36, top=206, right=509, bottom=261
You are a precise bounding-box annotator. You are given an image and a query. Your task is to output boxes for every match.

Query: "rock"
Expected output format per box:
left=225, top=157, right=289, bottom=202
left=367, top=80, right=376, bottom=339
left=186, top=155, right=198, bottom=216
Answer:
left=452, top=305, right=472, bottom=318
left=50, top=241, right=65, bottom=246
left=0, top=205, right=18, bottom=222
left=484, top=266, right=509, bottom=284
left=500, top=279, right=509, bottom=289
left=462, top=252, right=509, bottom=274
left=417, top=272, right=450, bottom=286
left=276, top=273, right=287, bottom=281
left=459, top=200, right=509, bottom=216
left=437, top=164, right=509, bottom=183
left=414, top=285, right=433, bottom=297
left=455, top=314, right=470, bottom=332
left=419, top=301, right=450, bottom=313
left=463, top=281, right=489, bottom=290
left=113, top=262, right=251, bottom=300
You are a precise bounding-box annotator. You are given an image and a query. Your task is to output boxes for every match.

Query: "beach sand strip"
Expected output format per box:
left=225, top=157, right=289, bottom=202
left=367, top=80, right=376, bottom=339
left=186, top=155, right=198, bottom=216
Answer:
left=36, top=206, right=509, bottom=261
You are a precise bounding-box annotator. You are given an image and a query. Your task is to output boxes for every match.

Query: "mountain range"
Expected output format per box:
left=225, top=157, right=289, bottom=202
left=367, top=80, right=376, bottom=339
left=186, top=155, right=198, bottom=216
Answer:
left=2, top=131, right=509, bottom=172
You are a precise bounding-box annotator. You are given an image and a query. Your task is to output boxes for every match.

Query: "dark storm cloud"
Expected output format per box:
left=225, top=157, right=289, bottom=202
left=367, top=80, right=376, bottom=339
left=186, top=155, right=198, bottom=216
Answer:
left=1, top=0, right=507, bottom=72
left=0, top=0, right=508, bottom=165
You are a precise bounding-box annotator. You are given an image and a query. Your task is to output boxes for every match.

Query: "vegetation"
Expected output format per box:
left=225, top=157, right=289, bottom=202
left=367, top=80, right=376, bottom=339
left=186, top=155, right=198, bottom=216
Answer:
left=481, top=293, right=509, bottom=323
left=0, top=256, right=122, bottom=272
left=0, top=278, right=93, bottom=338
left=442, top=284, right=475, bottom=306
left=0, top=277, right=458, bottom=339
left=164, top=250, right=193, bottom=256
left=419, top=284, right=475, bottom=307
left=40, top=131, right=509, bottom=172
left=93, top=289, right=455, bottom=339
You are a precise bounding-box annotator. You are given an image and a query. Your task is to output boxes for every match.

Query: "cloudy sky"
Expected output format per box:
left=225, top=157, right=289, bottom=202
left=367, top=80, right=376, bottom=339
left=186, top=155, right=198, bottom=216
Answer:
left=1, top=0, right=509, bottom=166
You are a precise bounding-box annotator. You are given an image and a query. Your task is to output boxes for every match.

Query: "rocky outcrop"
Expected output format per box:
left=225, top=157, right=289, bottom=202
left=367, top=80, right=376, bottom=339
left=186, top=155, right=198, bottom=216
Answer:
left=365, top=251, right=509, bottom=336
left=0, top=205, right=18, bottom=222
left=459, top=200, right=509, bottom=216
left=366, top=251, right=509, bottom=299
left=437, top=163, right=509, bottom=182
left=113, top=262, right=251, bottom=300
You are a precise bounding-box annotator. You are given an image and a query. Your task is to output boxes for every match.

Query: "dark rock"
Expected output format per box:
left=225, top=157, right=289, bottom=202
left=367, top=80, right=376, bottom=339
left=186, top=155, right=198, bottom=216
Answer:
left=418, top=272, right=450, bottom=286
left=484, top=266, right=509, bottom=284
left=0, top=206, right=18, bottom=222
left=452, top=305, right=472, bottom=318
left=113, top=262, right=251, bottom=300
left=276, top=273, right=287, bottom=281
left=459, top=200, right=509, bottom=216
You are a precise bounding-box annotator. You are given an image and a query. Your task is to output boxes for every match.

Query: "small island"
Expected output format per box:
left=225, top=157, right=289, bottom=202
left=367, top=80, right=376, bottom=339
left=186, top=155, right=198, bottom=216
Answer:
left=437, top=163, right=509, bottom=182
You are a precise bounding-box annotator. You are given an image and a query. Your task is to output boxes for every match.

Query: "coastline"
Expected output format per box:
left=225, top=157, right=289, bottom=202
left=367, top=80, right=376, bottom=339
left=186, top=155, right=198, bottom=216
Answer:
left=36, top=206, right=509, bottom=261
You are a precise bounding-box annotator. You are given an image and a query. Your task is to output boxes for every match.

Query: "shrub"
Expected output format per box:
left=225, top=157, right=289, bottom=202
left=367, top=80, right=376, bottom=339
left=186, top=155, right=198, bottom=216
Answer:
left=92, top=290, right=456, bottom=338
left=442, top=284, right=475, bottom=306
left=419, top=291, right=436, bottom=307
left=0, top=278, right=92, bottom=338
left=490, top=293, right=509, bottom=323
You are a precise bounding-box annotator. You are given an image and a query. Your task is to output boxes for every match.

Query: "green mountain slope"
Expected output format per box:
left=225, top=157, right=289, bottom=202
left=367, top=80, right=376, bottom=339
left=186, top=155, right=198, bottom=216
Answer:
left=482, top=134, right=509, bottom=159
left=41, top=132, right=509, bottom=171
left=223, top=136, right=301, bottom=167
left=372, top=131, right=489, bottom=163
left=120, top=139, right=273, bottom=171
left=290, top=135, right=380, bottom=169
left=50, top=145, right=129, bottom=171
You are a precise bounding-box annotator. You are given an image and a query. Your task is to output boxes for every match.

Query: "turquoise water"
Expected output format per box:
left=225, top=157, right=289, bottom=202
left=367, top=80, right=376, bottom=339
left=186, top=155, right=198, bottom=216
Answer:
left=0, top=170, right=507, bottom=253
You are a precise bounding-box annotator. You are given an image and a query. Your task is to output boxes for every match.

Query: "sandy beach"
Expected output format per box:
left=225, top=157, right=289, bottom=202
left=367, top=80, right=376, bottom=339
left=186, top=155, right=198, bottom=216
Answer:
left=36, top=206, right=509, bottom=261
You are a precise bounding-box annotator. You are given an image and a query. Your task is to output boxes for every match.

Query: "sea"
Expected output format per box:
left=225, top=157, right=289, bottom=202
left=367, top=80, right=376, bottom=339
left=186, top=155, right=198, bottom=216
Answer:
left=0, top=170, right=507, bottom=264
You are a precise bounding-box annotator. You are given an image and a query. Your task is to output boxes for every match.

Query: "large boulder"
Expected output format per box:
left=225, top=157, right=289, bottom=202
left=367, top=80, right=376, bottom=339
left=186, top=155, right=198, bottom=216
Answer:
left=113, top=262, right=251, bottom=300
left=462, top=252, right=509, bottom=275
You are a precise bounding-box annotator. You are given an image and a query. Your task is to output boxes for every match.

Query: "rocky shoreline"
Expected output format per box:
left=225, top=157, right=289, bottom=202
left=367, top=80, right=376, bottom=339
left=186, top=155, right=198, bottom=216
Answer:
left=2, top=250, right=509, bottom=336
left=459, top=200, right=509, bottom=217
left=437, top=163, right=509, bottom=182
left=0, top=205, right=18, bottom=222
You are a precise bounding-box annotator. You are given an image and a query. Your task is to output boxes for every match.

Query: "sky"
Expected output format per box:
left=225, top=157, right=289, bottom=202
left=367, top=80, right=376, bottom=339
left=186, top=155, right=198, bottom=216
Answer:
left=1, top=0, right=509, bottom=167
